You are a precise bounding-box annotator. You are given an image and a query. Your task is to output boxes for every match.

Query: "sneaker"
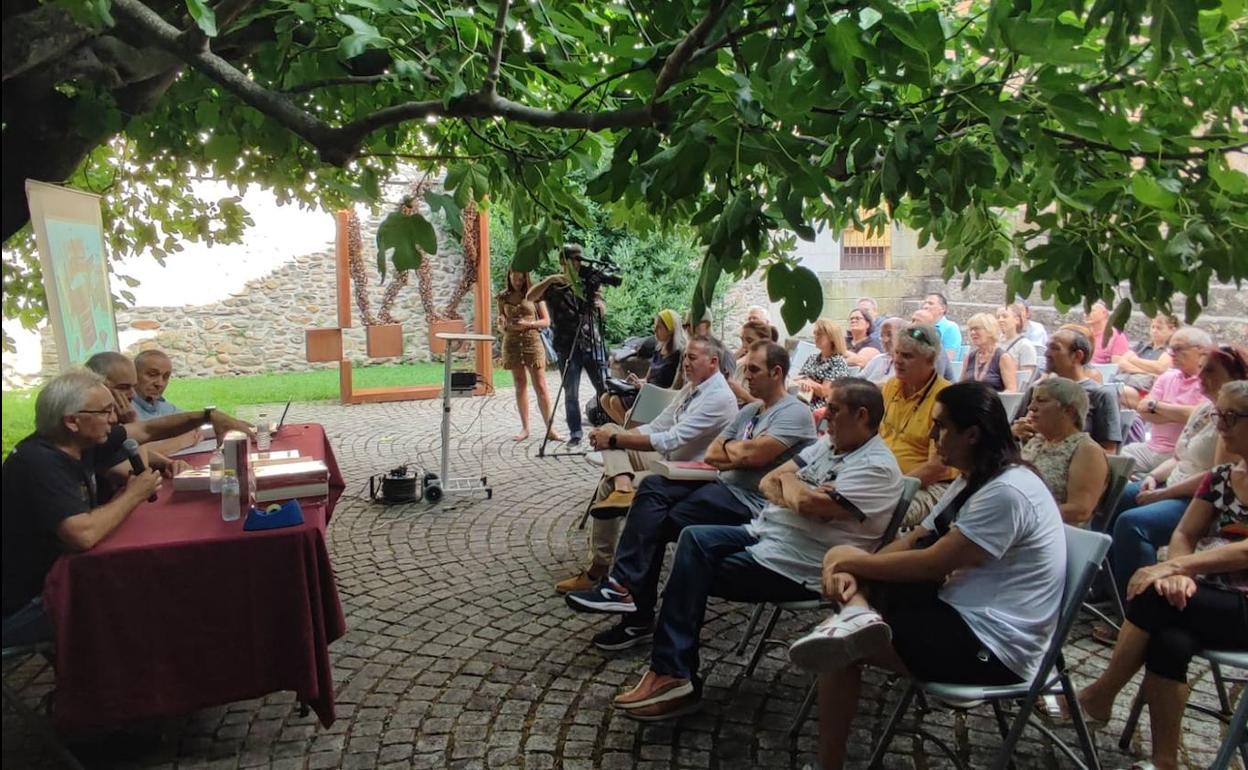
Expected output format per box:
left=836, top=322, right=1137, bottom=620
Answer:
left=613, top=670, right=694, bottom=710
left=568, top=434, right=582, bottom=446
left=590, top=489, right=635, bottom=517
left=620, top=690, right=702, bottom=722
left=592, top=619, right=654, bottom=651
left=555, top=569, right=605, bottom=595
left=585, top=451, right=604, bottom=467
left=566, top=578, right=637, bottom=614
left=788, top=607, right=892, bottom=673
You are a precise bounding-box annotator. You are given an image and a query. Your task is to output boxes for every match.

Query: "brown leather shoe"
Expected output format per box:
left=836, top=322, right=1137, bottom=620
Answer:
left=555, top=569, right=604, bottom=595
left=620, top=691, right=702, bottom=722
left=613, top=670, right=694, bottom=710
left=590, top=489, right=636, bottom=516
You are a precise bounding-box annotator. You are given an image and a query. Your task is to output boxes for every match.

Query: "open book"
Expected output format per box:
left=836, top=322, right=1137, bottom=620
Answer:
left=650, top=459, right=718, bottom=481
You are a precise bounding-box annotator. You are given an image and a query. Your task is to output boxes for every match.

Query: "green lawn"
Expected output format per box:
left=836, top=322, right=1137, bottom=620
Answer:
left=2, top=363, right=514, bottom=455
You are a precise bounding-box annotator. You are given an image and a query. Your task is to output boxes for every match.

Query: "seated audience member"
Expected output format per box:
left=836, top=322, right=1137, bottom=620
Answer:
left=857, top=297, right=881, bottom=336
left=132, top=349, right=180, bottom=419
left=922, top=292, right=962, bottom=361
left=1078, top=381, right=1248, bottom=770
left=909, top=309, right=954, bottom=381
left=1084, top=300, right=1130, bottom=364
left=1013, top=329, right=1123, bottom=451
left=996, top=303, right=1038, bottom=376
left=611, top=379, right=903, bottom=720
left=859, top=317, right=904, bottom=385
left=84, top=351, right=139, bottom=424
left=880, top=324, right=957, bottom=525
left=1110, top=343, right=1247, bottom=605
left=844, top=308, right=881, bottom=368
left=556, top=337, right=738, bottom=592
left=1020, top=377, right=1109, bottom=526
left=1120, top=327, right=1213, bottom=473
left=1, top=370, right=253, bottom=646
left=601, top=310, right=686, bottom=425
left=564, top=342, right=816, bottom=648
left=794, top=319, right=850, bottom=410
left=960, top=312, right=1018, bottom=392
left=746, top=305, right=771, bottom=326
left=726, top=319, right=775, bottom=405
left=788, top=382, right=1066, bottom=770
left=1020, top=299, right=1049, bottom=350
left=1114, top=313, right=1178, bottom=406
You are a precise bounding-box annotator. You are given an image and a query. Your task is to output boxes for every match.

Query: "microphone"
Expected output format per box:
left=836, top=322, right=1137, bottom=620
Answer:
left=122, top=439, right=159, bottom=502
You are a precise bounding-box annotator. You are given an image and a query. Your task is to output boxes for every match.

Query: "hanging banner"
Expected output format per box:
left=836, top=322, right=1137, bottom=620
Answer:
left=25, top=180, right=118, bottom=371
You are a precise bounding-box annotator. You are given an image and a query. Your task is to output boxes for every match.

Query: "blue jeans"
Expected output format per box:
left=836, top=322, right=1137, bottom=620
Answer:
left=1111, top=481, right=1191, bottom=600
left=651, top=525, right=815, bottom=683
left=610, top=478, right=754, bottom=621
left=1, top=597, right=53, bottom=648
left=560, top=347, right=606, bottom=439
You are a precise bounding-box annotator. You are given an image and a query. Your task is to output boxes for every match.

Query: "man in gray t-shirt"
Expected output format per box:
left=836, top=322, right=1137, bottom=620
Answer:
left=565, top=342, right=816, bottom=647
left=1012, top=329, right=1122, bottom=450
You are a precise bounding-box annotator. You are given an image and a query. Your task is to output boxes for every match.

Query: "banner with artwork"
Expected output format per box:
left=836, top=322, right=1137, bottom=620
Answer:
left=25, top=180, right=118, bottom=371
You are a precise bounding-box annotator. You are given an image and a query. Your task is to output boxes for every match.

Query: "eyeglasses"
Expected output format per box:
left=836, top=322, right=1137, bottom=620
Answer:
left=1213, top=409, right=1248, bottom=429
left=1168, top=344, right=1193, bottom=354
left=77, top=405, right=117, bottom=416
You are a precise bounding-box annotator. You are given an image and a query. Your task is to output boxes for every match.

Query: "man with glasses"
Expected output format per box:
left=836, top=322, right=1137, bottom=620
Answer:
left=1, top=369, right=253, bottom=646
left=564, top=341, right=815, bottom=650
left=1121, top=327, right=1214, bottom=473
left=879, top=324, right=957, bottom=525
left=555, top=336, right=739, bottom=594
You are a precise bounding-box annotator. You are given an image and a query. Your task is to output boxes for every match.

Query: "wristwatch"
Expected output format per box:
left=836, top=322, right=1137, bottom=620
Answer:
left=203, top=405, right=216, bottom=423
left=608, top=434, right=619, bottom=449
left=1147, top=399, right=1158, bottom=414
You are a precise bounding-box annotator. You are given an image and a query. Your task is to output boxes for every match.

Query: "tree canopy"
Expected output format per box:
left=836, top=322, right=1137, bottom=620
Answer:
left=3, top=0, right=1246, bottom=336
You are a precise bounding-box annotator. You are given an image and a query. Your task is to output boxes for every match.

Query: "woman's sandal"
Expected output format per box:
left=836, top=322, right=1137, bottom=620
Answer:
left=1035, top=694, right=1109, bottom=733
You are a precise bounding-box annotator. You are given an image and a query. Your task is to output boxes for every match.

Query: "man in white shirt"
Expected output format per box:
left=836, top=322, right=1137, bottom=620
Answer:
left=1020, top=300, right=1050, bottom=350
left=609, top=379, right=902, bottom=721
left=555, top=336, right=738, bottom=593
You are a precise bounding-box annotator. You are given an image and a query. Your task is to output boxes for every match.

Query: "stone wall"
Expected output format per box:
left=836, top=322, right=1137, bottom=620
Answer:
left=41, top=171, right=479, bottom=379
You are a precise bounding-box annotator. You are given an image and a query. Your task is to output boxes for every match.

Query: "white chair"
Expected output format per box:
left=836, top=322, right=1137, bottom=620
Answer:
left=866, top=526, right=1111, bottom=770
left=997, top=391, right=1025, bottom=421
left=1119, top=648, right=1248, bottom=769
left=1092, top=363, right=1119, bottom=382
left=950, top=358, right=966, bottom=381
left=1083, top=455, right=1135, bottom=628
left=1016, top=368, right=1035, bottom=393
left=847, top=366, right=862, bottom=377
left=790, top=341, right=819, bottom=380
left=578, top=384, right=679, bottom=529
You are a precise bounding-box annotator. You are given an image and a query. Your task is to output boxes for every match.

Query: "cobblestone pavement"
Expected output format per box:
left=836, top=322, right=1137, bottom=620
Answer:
left=4, top=384, right=1242, bottom=769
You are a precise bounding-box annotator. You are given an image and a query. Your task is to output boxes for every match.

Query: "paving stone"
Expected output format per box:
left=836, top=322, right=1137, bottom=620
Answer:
left=3, top=389, right=1234, bottom=769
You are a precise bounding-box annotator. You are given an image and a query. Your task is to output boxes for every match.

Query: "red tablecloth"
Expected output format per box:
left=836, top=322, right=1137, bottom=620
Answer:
left=42, top=423, right=347, bottom=734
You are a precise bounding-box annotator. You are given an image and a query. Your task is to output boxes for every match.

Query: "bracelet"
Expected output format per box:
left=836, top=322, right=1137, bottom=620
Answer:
left=608, top=434, right=618, bottom=449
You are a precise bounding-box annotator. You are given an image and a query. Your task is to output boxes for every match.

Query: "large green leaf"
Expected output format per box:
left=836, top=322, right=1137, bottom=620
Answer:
left=375, top=210, right=436, bottom=276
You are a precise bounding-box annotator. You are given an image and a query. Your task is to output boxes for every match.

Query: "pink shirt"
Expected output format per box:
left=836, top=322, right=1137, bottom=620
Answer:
left=1146, top=368, right=1209, bottom=453
left=1092, top=328, right=1130, bottom=364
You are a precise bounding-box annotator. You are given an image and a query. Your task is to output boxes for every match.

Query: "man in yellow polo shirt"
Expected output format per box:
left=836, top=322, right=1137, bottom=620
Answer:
left=879, top=324, right=956, bottom=525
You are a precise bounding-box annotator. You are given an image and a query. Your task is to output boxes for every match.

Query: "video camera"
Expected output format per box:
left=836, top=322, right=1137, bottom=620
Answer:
left=574, top=253, right=623, bottom=291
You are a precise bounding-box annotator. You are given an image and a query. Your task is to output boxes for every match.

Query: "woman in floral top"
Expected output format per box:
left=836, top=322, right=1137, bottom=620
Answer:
left=1080, top=380, right=1248, bottom=770
left=793, top=319, right=850, bottom=410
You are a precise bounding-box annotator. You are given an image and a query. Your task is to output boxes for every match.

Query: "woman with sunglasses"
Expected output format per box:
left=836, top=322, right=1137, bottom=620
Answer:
left=1109, top=343, right=1248, bottom=612
left=1079, top=379, right=1248, bottom=770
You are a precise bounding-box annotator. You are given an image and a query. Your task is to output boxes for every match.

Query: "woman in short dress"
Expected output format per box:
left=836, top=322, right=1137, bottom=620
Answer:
left=497, top=270, right=559, bottom=441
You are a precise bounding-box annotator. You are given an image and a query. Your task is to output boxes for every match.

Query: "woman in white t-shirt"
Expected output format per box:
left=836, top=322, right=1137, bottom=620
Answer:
left=786, top=381, right=1066, bottom=770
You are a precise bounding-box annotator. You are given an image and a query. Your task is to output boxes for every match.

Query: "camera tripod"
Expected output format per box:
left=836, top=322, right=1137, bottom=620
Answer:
left=538, top=293, right=609, bottom=459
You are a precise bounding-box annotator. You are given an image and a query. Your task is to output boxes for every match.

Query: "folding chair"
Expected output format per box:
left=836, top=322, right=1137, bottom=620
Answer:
left=1092, top=363, right=1119, bottom=382
left=1119, top=648, right=1248, bottom=769
left=2, top=643, right=84, bottom=770
left=1016, top=368, right=1035, bottom=393
left=790, top=341, right=819, bottom=381
left=578, top=384, right=679, bottom=529
left=997, top=391, right=1025, bottom=421
left=1081, top=455, right=1135, bottom=627
left=866, top=526, right=1111, bottom=770
left=735, top=476, right=921, bottom=736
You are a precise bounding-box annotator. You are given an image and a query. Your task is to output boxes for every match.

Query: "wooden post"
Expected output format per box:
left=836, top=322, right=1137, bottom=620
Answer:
left=474, top=208, right=494, bottom=392
left=335, top=210, right=352, bottom=327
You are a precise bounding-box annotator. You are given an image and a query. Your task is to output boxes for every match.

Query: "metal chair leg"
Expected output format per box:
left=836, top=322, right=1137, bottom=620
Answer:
left=1118, top=689, right=1146, bottom=752
left=1212, top=662, right=1233, bottom=716
left=735, top=604, right=765, bottom=657
left=1061, top=668, right=1102, bottom=770
left=1211, top=685, right=1248, bottom=770
left=867, top=683, right=917, bottom=769
left=1, top=679, right=84, bottom=770
left=744, top=604, right=783, bottom=677
left=577, top=493, right=593, bottom=529
left=790, top=679, right=818, bottom=739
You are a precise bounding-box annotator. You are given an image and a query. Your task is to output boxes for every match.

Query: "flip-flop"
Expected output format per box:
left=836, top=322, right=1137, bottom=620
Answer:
left=1036, top=694, right=1109, bottom=732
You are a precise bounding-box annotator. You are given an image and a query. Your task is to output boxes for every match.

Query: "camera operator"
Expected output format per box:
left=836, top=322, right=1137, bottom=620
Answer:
left=529, top=244, right=616, bottom=445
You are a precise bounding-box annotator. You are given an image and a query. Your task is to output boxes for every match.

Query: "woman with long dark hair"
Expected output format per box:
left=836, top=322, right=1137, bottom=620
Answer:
left=787, top=381, right=1066, bottom=770
left=497, top=269, right=559, bottom=441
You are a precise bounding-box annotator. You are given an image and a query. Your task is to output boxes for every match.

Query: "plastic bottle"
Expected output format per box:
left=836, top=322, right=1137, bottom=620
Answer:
left=221, top=470, right=241, bottom=522
left=256, top=412, right=271, bottom=451
left=209, top=447, right=225, bottom=493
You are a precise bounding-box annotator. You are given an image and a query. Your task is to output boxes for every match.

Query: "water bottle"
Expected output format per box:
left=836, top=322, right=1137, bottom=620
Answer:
left=209, top=447, right=225, bottom=493
left=256, top=412, right=271, bottom=451
left=221, top=470, right=241, bottom=522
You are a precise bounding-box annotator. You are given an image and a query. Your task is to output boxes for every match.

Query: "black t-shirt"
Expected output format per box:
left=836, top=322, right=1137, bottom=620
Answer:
left=542, top=278, right=602, bottom=356
left=1, top=425, right=128, bottom=617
